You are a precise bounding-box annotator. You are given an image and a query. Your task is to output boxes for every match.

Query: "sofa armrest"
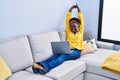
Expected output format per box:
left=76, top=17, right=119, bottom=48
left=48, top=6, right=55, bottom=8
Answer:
left=96, top=41, right=115, bottom=50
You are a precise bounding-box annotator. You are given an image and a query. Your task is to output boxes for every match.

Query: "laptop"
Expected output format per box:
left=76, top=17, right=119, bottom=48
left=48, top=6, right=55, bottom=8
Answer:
left=51, top=41, right=72, bottom=54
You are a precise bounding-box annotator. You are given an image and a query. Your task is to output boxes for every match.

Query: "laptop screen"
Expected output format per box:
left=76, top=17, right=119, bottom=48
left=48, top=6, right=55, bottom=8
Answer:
left=51, top=41, right=72, bottom=54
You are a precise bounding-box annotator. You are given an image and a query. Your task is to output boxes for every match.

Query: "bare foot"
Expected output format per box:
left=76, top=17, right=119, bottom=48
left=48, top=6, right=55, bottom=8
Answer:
left=32, top=63, right=45, bottom=72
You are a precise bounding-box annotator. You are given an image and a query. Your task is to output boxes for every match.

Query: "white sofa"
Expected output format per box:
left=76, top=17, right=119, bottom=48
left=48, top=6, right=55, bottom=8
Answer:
left=0, top=30, right=120, bottom=80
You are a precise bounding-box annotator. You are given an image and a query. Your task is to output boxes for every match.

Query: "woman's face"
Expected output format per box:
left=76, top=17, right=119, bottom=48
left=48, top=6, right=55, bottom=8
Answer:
left=70, top=20, right=79, bottom=34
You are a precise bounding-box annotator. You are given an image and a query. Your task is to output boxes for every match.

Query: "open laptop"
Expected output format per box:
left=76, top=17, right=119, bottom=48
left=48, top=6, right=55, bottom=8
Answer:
left=51, top=41, right=72, bottom=54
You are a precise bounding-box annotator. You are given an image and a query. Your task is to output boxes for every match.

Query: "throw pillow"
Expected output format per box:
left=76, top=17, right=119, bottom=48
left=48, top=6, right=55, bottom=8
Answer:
left=0, top=57, right=11, bottom=80
left=83, top=31, right=94, bottom=41
left=86, top=38, right=98, bottom=51
left=81, top=42, right=94, bottom=55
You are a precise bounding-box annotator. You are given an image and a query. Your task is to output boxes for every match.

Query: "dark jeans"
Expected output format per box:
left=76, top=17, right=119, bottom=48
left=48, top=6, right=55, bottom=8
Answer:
left=38, top=49, right=81, bottom=73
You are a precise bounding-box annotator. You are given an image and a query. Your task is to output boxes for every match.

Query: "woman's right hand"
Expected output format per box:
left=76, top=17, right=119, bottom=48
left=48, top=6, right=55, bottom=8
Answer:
left=69, top=5, right=77, bottom=12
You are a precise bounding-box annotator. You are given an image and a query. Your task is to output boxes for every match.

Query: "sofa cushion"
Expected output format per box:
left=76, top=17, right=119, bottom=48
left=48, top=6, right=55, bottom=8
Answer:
left=7, top=71, right=53, bottom=80
left=46, top=60, right=86, bottom=80
left=83, top=31, right=94, bottom=41
left=85, top=72, right=114, bottom=80
left=0, top=36, right=33, bottom=73
left=72, top=73, right=84, bottom=80
left=79, top=48, right=120, bottom=79
left=58, top=31, right=66, bottom=41
left=96, top=41, right=115, bottom=50
left=26, top=60, right=86, bottom=80
left=28, top=31, right=60, bottom=62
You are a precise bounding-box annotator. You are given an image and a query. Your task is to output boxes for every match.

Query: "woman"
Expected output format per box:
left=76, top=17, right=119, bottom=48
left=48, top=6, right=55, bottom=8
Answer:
left=32, top=4, right=84, bottom=74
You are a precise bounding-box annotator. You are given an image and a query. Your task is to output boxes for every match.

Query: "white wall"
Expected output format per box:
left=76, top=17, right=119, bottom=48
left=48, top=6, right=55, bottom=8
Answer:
left=0, top=0, right=76, bottom=39
left=77, top=0, right=100, bottom=38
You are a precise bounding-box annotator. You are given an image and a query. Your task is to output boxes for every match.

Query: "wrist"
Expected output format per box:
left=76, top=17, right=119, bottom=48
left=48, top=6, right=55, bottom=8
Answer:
left=69, top=8, right=73, bottom=12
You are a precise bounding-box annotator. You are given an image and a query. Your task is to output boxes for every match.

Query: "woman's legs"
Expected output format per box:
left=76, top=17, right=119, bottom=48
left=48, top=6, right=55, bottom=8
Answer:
left=40, top=49, right=81, bottom=73
left=32, top=54, right=59, bottom=74
left=32, top=49, right=81, bottom=74
left=40, top=54, right=59, bottom=63
left=66, top=49, right=81, bottom=60
left=40, top=53, right=67, bottom=73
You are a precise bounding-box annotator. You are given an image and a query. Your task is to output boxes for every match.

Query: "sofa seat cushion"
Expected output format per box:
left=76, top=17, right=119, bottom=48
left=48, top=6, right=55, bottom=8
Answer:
left=45, top=60, right=86, bottom=80
left=28, top=31, right=60, bottom=62
left=26, top=60, right=86, bottom=80
left=79, top=48, right=120, bottom=79
left=7, top=71, right=53, bottom=80
left=0, top=36, right=33, bottom=73
left=85, top=72, right=114, bottom=80
left=72, top=73, right=84, bottom=80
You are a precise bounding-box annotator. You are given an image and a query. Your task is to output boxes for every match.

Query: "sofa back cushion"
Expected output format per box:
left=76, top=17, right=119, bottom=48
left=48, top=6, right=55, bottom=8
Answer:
left=58, top=31, right=66, bottom=41
left=28, top=31, right=60, bottom=62
left=0, top=36, right=33, bottom=73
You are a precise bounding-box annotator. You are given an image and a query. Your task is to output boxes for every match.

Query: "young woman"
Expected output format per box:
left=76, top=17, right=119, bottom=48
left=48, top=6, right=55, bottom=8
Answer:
left=32, top=4, right=84, bottom=74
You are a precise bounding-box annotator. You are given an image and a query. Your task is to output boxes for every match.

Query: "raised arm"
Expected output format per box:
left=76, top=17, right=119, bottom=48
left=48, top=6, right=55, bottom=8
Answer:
left=76, top=3, right=81, bottom=12
left=66, top=4, right=84, bottom=34
left=66, top=5, right=76, bottom=32
left=76, top=4, right=84, bottom=34
left=68, top=5, right=77, bottom=12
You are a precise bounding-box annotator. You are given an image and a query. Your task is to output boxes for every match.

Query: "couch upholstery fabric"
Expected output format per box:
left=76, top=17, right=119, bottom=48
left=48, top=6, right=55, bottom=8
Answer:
left=0, top=36, right=33, bottom=73
left=7, top=71, right=53, bottom=80
left=80, top=48, right=120, bottom=79
left=0, top=30, right=118, bottom=80
left=84, top=72, right=114, bottom=80
left=26, top=60, right=86, bottom=80
left=46, top=60, right=86, bottom=80
left=28, top=31, right=61, bottom=62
